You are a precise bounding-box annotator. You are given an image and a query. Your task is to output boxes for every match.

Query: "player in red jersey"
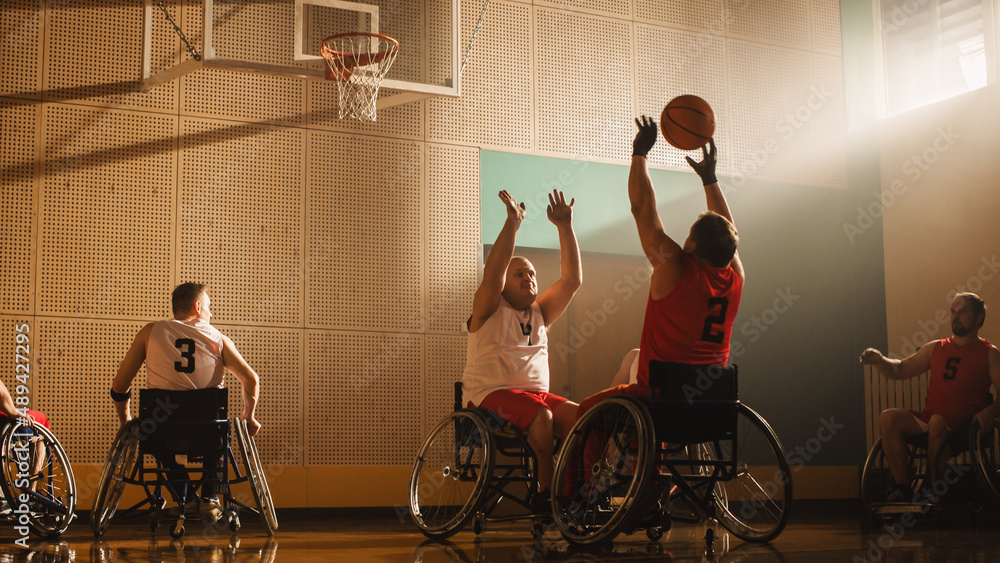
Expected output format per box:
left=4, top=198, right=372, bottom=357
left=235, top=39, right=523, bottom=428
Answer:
left=861, top=292, right=1000, bottom=501
left=577, top=116, right=743, bottom=416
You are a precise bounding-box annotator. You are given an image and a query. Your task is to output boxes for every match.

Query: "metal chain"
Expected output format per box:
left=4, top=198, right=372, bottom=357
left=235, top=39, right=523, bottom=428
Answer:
left=459, top=0, right=491, bottom=78
left=157, top=0, right=201, bottom=61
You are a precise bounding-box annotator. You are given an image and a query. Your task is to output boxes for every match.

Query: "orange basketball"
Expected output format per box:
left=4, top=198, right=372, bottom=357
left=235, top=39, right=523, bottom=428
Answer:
left=660, top=95, right=716, bottom=150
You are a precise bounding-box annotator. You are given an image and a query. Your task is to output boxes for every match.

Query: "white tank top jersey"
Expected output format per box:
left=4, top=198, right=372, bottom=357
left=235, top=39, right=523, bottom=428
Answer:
left=146, top=319, right=226, bottom=390
left=462, top=298, right=549, bottom=407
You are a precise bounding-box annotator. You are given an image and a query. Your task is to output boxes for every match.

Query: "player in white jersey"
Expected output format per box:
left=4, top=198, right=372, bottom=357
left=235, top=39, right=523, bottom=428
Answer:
left=462, top=190, right=582, bottom=509
left=110, top=282, right=261, bottom=519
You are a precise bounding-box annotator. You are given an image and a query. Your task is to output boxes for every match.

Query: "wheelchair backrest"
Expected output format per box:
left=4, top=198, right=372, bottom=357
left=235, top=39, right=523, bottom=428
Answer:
left=138, top=387, right=229, bottom=455
left=648, top=361, right=739, bottom=444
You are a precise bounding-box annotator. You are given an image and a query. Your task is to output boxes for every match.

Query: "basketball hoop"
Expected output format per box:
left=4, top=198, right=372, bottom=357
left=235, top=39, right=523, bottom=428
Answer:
left=321, top=32, right=399, bottom=122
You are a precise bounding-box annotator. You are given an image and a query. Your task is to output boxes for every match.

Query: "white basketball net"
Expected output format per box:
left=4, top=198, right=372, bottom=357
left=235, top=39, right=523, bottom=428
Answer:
left=321, top=33, right=399, bottom=122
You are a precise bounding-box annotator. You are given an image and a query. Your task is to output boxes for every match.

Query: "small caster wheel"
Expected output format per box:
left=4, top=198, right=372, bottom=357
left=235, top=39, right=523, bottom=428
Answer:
left=230, top=516, right=241, bottom=532
left=170, top=521, right=185, bottom=539
left=646, top=526, right=663, bottom=541
left=705, top=526, right=715, bottom=548
left=473, top=513, right=485, bottom=535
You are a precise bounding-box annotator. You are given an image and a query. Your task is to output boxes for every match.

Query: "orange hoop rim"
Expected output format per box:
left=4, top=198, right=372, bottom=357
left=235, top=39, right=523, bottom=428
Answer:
left=320, top=32, right=400, bottom=59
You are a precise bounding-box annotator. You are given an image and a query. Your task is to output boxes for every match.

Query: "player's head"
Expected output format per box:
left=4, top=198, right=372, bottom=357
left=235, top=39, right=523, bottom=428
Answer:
left=685, top=211, right=738, bottom=267
left=951, top=292, right=987, bottom=336
left=502, top=256, right=538, bottom=309
left=172, top=282, right=211, bottom=321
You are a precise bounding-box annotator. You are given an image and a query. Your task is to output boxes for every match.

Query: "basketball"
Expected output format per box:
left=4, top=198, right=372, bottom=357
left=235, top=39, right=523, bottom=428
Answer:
left=660, top=95, right=716, bottom=150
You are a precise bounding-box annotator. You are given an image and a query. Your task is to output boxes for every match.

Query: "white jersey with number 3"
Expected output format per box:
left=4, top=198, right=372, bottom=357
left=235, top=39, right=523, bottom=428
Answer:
left=146, top=319, right=225, bottom=390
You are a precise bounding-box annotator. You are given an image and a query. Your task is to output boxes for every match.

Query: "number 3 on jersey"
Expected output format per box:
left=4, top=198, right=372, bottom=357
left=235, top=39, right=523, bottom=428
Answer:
left=701, top=297, right=729, bottom=344
left=175, top=338, right=196, bottom=373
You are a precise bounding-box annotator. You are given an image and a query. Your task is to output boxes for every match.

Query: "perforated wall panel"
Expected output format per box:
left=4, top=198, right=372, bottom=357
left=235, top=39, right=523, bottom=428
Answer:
left=39, top=104, right=175, bottom=318
left=535, top=0, right=630, bottom=18
left=43, top=0, right=179, bottom=110
left=726, top=0, right=811, bottom=50
left=535, top=9, right=633, bottom=161
left=425, top=335, right=465, bottom=437
left=2, top=0, right=42, bottom=98
left=308, top=84, right=424, bottom=139
left=0, top=317, right=33, bottom=398
left=812, top=54, right=848, bottom=189
left=180, top=3, right=305, bottom=125
left=304, top=330, right=423, bottom=464
left=178, top=118, right=304, bottom=326
left=1, top=100, right=37, bottom=314
left=727, top=40, right=815, bottom=185
left=428, top=0, right=533, bottom=149
left=811, top=0, right=843, bottom=55
left=634, top=24, right=729, bottom=173
left=427, top=144, right=479, bottom=333
left=35, top=319, right=148, bottom=463
left=635, top=0, right=724, bottom=32
left=220, top=326, right=302, bottom=465
left=306, top=131, right=424, bottom=331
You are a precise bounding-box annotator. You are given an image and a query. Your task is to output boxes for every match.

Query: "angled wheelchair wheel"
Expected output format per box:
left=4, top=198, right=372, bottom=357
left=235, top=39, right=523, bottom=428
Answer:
left=711, top=404, right=792, bottom=542
left=235, top=419, right=278, bottom=536
left=0, top=422, right=77, bottom=538
left=552, top=396, right=655, bottom=547
left=860, top=436, right=925, bottom=507
left=970, top=420, right=1000, bottom=506
left=409, top=410, right=495, bottom=540
left=91, top=420, right=141, bottom=538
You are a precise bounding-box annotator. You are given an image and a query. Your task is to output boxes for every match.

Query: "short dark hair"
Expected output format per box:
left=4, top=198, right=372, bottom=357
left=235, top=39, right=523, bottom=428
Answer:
left=172, top=283, right=206, bottom=316
left=691, top=212, right=739, bottom=268
left=956, top=292, right=987, bottom=327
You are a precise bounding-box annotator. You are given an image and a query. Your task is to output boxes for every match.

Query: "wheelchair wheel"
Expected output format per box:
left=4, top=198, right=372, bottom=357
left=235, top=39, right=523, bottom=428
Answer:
left=91, top=420, right=141, bottom=538
left=860, top=437, right=924, bottom=507
left=711, top=404, right=791, bottom=542
left=409, top=410, right=495, bottom=540
left=970, top=420, right=1000, bottom=506
left=0, top=422, right=77, bottom=538
left=551, top=396, right=655, bottom=547
left=235, top=418, right=278, bottom=536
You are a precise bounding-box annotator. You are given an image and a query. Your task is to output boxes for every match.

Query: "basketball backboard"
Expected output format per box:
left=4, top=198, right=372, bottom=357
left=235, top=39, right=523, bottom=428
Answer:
left=141, top=0, right=460, bottom=110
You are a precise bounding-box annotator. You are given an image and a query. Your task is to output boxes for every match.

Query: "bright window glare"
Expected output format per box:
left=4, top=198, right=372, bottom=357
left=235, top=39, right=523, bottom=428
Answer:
left=880, top=0, right=989, bottom=117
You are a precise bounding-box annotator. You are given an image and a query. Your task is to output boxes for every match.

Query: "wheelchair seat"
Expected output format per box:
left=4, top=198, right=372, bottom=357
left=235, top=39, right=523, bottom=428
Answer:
left=91, top=387, right=277, bottom=539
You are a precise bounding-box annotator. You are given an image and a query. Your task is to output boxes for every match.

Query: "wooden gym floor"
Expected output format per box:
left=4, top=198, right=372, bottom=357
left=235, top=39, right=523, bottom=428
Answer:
left=3, top=502, right=998, bottom=562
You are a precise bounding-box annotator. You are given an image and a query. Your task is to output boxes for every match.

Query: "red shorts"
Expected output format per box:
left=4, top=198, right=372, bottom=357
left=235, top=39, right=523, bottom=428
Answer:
left=577, top=384, right=650, bottom=419
left=0, top=409, right=51, bottom=430
left=474, top=389, right=570, bottom=432
left=910, top=409, right=969, bottom=431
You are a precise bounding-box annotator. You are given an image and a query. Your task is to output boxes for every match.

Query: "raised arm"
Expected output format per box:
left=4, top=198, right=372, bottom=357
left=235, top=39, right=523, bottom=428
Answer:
left=859, top=342, right=934, bottom=381
left=536, top=190, right=582, bottom=326
left=469, top=191, right=525, bottom=332
left=630, top=116, right=685, bottom=294
left=111, top=323, right=153, bottom=426
left=687, top=139, right=744, bottom=279
left=221, top=334, right=261, bottom=436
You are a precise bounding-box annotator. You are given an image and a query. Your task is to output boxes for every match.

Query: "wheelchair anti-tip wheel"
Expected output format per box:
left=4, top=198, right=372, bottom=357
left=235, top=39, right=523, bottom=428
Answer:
left=91, top=420, right=141, bottom=539
left=409, top=410, right=495, bottom=540
left=710, top=404, right=792, bottom=542
left=0, top=421, right=77, bottom=538
left=235, top=418, right=278, bottom=536
left=551, top=396, right=655, bottom=547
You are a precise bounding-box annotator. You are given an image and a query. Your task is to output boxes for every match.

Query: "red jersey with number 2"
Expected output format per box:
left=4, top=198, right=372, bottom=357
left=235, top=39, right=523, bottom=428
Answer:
left=637, top=254, right=743, bottom=385
left=920, top=337, right=994, bottom=429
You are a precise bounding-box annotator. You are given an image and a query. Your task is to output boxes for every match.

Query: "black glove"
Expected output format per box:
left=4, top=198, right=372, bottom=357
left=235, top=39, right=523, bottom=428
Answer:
left=632, top=116, right=658, bottom=157
left=685, top=138, right=717, bottom=185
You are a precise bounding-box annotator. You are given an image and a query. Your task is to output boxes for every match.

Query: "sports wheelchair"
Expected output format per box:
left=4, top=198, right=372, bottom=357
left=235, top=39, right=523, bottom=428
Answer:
left=408, top=382, right=550, bottom=539
left=0, top=419, right=76, bottom=538
left=90, top=388, right=277, bottom=539
left=551, top=361, right=792, bottom=547
left=860, top=416, right=1000, bottom=518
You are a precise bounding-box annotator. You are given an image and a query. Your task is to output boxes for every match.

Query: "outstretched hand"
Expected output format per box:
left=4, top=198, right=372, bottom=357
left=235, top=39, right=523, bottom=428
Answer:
left=633, top=116, right=658, bottom=157
left=858, top=348, right=884, bottom=364
left=499, top=190, right=526, bottom=225
left=685, top=138, right=718, bottom=186
left=546, top=189, right=574, bottom=227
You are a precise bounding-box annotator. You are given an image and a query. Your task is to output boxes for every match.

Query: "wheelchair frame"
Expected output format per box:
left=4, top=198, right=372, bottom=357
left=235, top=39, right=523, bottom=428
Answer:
left=90, top=388, right=277, bottom=539
left=408, top=382, right=547, bottom=540
left=551, top=362, right=792, bottom=547
left=0, top=420, right=77, bottom=538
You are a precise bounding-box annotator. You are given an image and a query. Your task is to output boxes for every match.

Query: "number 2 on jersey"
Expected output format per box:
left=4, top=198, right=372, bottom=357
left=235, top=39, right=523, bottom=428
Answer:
left=175, top=338, right=196, bottom=373
left=701, top=297, right=729, bottom=344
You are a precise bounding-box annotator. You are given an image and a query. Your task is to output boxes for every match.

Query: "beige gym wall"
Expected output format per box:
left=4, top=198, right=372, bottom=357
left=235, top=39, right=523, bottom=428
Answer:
left=1, top=0, right=850, bottom=508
